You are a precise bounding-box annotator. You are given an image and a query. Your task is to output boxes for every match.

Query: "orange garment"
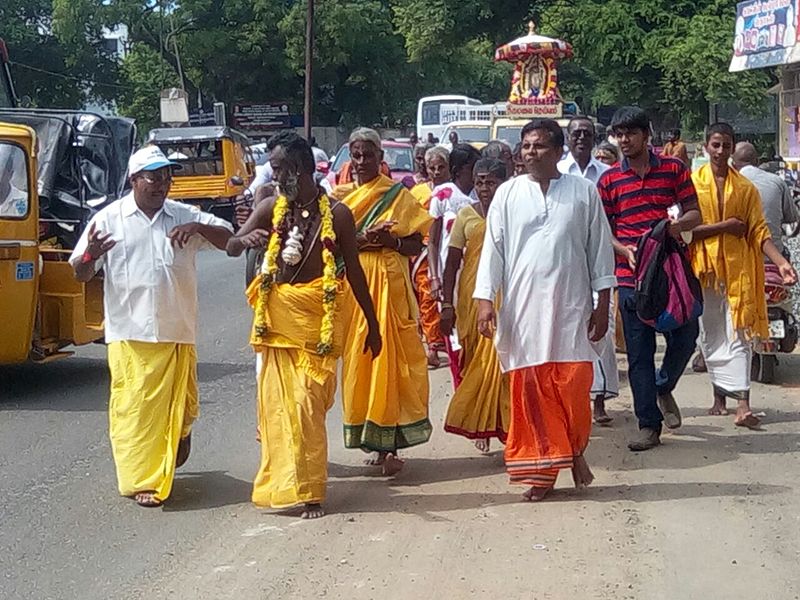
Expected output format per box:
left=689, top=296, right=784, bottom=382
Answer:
left=409, top=181, right=443, bottom=348
left=662, top=140, right=690, bottom=167
left=505, top=362, right=593, bottom=489
left=413, top=258, right=444, bottom=347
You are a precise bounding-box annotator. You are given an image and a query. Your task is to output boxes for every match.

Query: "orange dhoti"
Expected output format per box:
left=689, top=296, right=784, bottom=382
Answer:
left=412, top=253, right=444, bottom=349
left=505, top=362, right=593, bottom=488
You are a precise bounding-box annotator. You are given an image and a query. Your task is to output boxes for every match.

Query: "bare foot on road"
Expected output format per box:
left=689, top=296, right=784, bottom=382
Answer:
left=709, top=395, right=729, bottom=416
left=474, top=439, right=491, bottom=454
left=364, top=451, right=386, bottom=466
left=571, top=455, right=595, bottom=489
left=134, top=491, right=162, bottom=508
left=593, top=398, right=613, bottom=425
left=734, top=410, right=761, bottom=429
left=382, top=453, right=405, bottom=476
left=522, top=486, right=552, bottom=502
left=301, top=503, right=325, bottom=519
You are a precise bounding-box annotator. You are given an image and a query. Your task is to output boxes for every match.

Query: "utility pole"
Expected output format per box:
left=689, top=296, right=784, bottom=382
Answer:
left=304, top=0, right=314, bottom=140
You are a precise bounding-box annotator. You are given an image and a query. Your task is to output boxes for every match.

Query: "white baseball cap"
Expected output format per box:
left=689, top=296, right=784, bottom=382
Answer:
left=128, top=145, right=180, bottom=177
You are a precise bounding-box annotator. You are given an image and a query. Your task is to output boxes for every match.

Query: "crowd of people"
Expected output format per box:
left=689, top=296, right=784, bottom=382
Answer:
left=68, top=106, right=798, bottom=518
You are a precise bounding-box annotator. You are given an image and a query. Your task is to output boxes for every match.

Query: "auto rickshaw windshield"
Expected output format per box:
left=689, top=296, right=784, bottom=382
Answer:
left=160, top=140, right=224, bottom=176
left=0, top=142, right=29, bottom=219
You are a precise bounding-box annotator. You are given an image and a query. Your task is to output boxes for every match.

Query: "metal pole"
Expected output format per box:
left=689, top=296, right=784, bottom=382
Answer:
left=304, top=0, right=314, bottom=140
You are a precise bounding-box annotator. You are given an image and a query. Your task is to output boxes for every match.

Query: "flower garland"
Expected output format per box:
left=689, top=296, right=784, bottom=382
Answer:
left=253, top=194, right=338, bottom=355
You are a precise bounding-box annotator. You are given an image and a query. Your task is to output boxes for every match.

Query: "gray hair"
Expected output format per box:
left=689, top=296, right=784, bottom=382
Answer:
left=349, top=127, right=382, bottom=151
left=425, top=145, right=450, bottom=164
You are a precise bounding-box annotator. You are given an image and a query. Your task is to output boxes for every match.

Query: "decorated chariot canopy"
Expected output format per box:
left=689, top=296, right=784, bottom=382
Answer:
left=495, top=22, right=573, bottom=117
left=494, top=21, right=573, bottom=62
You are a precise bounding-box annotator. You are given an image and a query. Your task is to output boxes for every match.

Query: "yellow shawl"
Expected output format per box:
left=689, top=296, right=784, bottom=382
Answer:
left=339, top=174, right=432, bottom=238
left=690, top=164, right=770, bottom=338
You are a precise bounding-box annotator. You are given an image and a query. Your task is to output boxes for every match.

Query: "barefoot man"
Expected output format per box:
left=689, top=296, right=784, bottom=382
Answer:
left=690, top=123, right=797, bottom=427
left=228, top=132, right=382, bottom=519
left=333, top=127, right=433, bottom=475
left=474, top=119, right=616, bottom=501
left=70, top=146, right=233, bottom=507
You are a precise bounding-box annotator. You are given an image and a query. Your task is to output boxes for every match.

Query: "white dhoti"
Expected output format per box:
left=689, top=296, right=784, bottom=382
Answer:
left=698, top=287, right=751, bottom=396
left=591, top=291, right=620, bottom=399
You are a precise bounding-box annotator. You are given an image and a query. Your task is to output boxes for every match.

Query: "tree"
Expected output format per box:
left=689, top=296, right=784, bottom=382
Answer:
left=3, top=0, right=118, bottom=107
left=540, top=0, right=774, bottom=129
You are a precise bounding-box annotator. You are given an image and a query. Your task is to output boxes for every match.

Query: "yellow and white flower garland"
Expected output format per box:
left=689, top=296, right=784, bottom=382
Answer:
left=253, top=194, right=338, bottom=355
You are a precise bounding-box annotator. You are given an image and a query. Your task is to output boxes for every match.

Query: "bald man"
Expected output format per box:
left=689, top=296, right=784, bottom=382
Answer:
left=733, top=142, right=798, bottom=257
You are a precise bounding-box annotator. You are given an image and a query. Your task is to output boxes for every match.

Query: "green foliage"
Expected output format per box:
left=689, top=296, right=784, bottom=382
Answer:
left=540, top=0, right=775, bottom=128
left=2, top=0, right=778, bottom=132
left=2, top=0, right=117, bottom=107
left=117, top=43, right=179, bottom=133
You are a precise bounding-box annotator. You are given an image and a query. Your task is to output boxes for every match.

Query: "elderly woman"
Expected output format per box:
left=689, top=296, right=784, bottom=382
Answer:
left=333, top=127, right=434, bottom=475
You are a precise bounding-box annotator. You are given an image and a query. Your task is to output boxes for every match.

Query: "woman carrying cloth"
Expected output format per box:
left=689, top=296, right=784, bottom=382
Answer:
left=333, top=127, right=433, bottom=475
left=440, top=158, right=510, bottom=453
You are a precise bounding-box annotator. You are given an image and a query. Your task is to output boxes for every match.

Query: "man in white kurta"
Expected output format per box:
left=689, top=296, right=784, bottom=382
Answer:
left=474, top=119, right=616, bottom=502
left=558, top=116, right=620, bottom=425
left=70, top=146, right=233, bottom=507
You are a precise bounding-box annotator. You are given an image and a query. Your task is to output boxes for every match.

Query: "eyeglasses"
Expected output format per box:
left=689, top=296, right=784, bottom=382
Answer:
left=569, top=130, right=593, bottom=139
left=140, top=171, right=173, bottom=184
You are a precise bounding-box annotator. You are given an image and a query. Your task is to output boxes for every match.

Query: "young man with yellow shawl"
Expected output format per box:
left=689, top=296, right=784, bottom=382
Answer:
left=474, top=120, right=616, bottom=502
left=228, top=132, right=381, bottom=519
left=690, top=123, right=797, bottom=427
left=70, top=146, right=234, bottom=508
left=332, top=127, right=433, bottom=475
left=440, top=158, right=510, bottom=454
left=409, top=145, right=450, bottom=368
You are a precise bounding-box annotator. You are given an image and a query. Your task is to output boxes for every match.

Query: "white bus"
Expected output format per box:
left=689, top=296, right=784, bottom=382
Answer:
left=416, top=95, right=482, bottom=142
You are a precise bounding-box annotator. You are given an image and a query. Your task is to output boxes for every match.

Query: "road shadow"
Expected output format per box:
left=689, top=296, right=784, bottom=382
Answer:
left=329, top=455, right=504, bottom=486
left=163, top=470, right=252, bottom=512
left=323, top=479, right=787, bottom=519
left=0, top=359, right=251, bottom=411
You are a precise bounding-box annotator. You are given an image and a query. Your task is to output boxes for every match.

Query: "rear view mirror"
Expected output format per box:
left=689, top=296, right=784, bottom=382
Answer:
left=229, top=176, right=244, bottom=186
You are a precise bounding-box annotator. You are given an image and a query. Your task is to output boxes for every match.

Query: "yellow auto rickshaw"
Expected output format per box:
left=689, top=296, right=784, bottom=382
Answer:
left=0, top=122, right=103, bottom=364
left=146, top=126, right=255, bottom=224
left=0, top=108, right=136, bottom=364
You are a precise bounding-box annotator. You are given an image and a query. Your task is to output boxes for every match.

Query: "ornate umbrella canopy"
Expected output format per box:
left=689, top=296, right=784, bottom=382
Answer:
left=494, top=22, right=573, bottom=62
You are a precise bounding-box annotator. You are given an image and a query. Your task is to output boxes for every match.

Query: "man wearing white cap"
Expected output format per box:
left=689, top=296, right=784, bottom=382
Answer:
left=69, top=145, right=233, bottom=507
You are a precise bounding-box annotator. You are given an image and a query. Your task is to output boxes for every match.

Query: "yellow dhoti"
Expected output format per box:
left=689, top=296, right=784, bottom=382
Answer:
left=107, top=340, right=198, bottom=502
left=339, top=175, right=433, bottom=452
left=247, top=276, right=343, bottom=509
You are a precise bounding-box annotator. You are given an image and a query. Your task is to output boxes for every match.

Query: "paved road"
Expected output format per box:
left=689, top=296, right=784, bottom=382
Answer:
left=2, top=251, right=800, bottom=600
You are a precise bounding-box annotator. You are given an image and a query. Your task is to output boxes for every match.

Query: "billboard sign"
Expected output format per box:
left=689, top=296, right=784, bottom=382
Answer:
left=232, top=103, right=291, bottom=131
left=734, top=0, right=797, bottom=56
left=730, top=0, right=800, bottom=71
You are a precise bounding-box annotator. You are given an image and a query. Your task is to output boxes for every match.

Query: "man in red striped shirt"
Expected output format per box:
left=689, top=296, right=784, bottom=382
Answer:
left=598, top=107, right=702, bottom=451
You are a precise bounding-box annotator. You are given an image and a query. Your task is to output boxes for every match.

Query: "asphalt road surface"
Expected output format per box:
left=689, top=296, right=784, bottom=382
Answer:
left=3, top=252, right=800, bottom=600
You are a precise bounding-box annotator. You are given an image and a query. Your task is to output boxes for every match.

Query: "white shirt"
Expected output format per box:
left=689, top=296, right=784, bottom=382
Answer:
left=739, top=165, right=798, bottom=255
left=473, top=174, right=617, bottom=372
left=557, top=153, right=610, bottom=184
left=429, top=182, right=473, bottom=269
left=69, top=193, right=233, bottom=345
left=247, top=162, right=273, bottom=196
left=312, top=147, right=329, bottom=163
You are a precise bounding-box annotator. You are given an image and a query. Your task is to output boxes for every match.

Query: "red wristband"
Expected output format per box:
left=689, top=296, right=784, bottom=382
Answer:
left=81, top=251, right=95, bottom=265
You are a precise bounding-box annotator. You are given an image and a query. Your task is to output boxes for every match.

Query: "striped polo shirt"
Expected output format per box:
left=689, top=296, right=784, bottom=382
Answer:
left=598, top=152, right=699, bottom=287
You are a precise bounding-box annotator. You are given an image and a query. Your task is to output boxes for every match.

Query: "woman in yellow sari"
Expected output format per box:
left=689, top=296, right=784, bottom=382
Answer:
left=409, top=146, right=451, bottom=367
left=334, top=128, right=433, bottom=475
left=440, top=158, right=510, bottom=453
